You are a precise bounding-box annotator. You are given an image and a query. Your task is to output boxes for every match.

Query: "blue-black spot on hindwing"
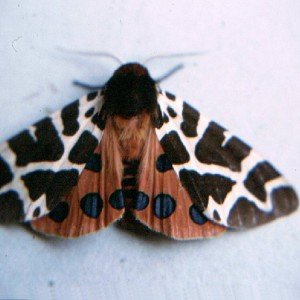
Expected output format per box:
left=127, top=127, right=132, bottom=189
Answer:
left=165, top=91, right=176, bottom=101
left=195, top=121, right=251, bottom=172
left=49, top=201, right=69, bottom=223
left=160, top=131, right=190, bottom=164
left=244, top=161, right=281, bottom=202
left=167, top=106, right=177, bottom=118
left=85, top=107, right=95, bottom=118
left=0, top=155, right=13, bottom=189
left=69, top=131, right=98, bottom=164
left=180, top=102, right=200, bottom=138
left=61, top=100, right=80, bottom=136
left=8, top=117, right=64, bottom=167
left=189, top=204, right=208, bottom=225
left=133, top=192, right=149, bottom=210
left=153, top=193, right=176, bottom=219
left=21, top=169, right=79, bottom=210
left=156, top=154, right=173, bottom=173
left=179, top=169, right=236, bottom=210
left=85, top=153, right=102, bottom=172
left=80, top=193, right=103, bottom=218
left=0, top=191, right=24, bottom=223
left=109, top=190, right=125, bottom=209
left=87, top=91, right=98, bottom=101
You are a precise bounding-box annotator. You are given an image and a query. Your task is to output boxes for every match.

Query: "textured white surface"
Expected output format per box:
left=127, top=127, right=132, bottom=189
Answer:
left=0, top=1, right=299, bottom=299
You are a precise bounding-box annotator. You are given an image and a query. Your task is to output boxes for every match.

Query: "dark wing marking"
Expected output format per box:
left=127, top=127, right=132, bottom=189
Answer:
left=0, top=91, right=105, bottom=223
left=155, top=91, right=298, bottom=229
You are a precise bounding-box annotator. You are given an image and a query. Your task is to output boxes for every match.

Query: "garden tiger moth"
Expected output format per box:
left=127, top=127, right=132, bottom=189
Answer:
left=0, top=63, right=298, bottom=239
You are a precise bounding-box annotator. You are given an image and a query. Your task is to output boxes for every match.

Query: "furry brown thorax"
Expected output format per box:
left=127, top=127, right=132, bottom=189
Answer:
left=112, top=113, right=151, bottom=161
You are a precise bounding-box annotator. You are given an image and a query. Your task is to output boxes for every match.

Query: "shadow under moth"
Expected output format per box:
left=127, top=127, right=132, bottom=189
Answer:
left=0, top=63, right=298, bottom=239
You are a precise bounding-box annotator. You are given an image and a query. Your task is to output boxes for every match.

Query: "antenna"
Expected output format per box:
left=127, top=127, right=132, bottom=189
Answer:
left=155, top=64, right=184, bottom=83
left=57, top=47, right=124, bottom=65
left=143, top=51, right=210, bottom=65
left=72, top=80, right=104, bottom=90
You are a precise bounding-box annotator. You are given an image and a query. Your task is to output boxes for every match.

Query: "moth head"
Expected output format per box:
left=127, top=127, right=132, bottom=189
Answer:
left=103, top=63, right=158, bottom=118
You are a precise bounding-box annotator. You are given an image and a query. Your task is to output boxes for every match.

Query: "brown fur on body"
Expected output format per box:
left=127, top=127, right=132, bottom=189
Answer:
left=107, top=113, right=152, bottom=211
left=111, top=113, right=151, bottom=161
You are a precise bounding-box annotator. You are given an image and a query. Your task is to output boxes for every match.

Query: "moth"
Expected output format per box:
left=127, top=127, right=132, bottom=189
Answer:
left=0, top=63, right=298, bottom=239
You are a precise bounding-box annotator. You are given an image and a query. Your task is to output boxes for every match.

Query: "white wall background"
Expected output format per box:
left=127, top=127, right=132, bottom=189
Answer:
left=0, top=1, right=299, bottom=299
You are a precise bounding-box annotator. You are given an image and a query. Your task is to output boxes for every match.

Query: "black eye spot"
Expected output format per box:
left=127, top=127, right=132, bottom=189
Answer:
left=153, top=194, right=176, bottom=219
left=109, top=190, right=125, bottom=209
left=49, top=202, right=69, bottom=223
left=80, top=193, right=103, bottom=218
left=189, top=204, right=207, bottom=225
left=133, top=192, right=149, bottom=210
left=156, top=154, right=173, bottom=173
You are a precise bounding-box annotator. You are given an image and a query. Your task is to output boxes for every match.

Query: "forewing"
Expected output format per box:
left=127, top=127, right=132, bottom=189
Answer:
left=155, top=91, right=298, bottom=229
left=0, top=91, right=105, bottom=223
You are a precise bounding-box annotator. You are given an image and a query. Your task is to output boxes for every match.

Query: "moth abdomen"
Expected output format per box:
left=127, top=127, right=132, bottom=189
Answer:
left=122, top=160, right=139, bottom=210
